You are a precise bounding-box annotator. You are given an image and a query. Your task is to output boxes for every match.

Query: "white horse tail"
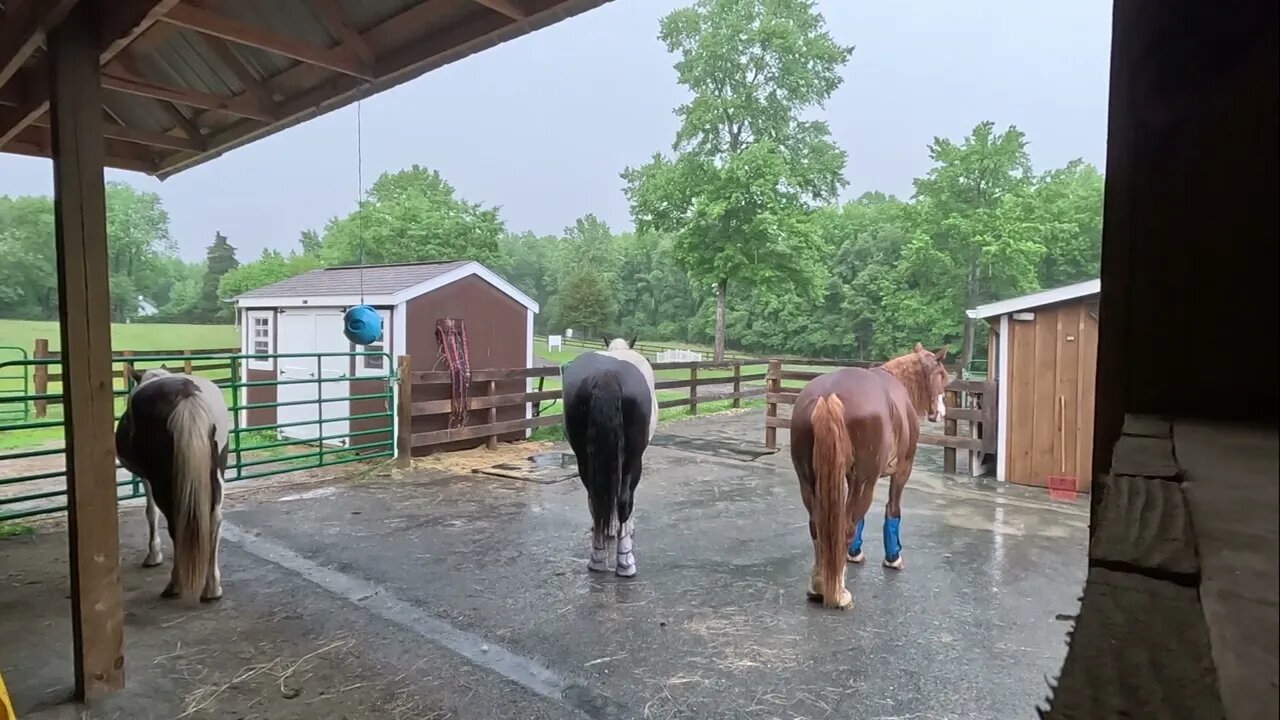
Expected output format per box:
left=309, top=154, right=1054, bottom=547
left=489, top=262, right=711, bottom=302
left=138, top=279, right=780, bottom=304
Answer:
left=168, top=395, right=214, bottom=601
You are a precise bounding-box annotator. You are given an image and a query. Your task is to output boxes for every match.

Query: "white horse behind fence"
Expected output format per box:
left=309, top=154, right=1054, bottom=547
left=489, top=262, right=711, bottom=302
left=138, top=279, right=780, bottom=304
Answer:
left=654, top=348, right=703, bottom=364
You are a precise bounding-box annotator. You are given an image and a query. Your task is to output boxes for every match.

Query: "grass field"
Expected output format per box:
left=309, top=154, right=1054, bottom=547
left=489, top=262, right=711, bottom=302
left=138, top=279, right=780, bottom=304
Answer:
left=0, top=319, right=239, bottom=353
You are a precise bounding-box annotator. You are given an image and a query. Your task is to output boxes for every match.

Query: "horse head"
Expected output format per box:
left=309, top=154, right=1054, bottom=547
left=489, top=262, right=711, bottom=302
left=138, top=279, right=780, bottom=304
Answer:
left=913, top=343, right=953, bottom=421
left=607, top=338, right=632, bottom=352
left=130, top=365, right=172, bottom=393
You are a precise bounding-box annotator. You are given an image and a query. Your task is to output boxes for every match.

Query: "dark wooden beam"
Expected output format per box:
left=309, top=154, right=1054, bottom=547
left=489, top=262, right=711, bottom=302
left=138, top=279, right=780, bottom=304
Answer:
left=162, top=3, right=375, bottom=79
left=0, top=0, right=80, bottom=90
left=470, top=0, right=528, bottom=20
left=309, top=0, right=375, bottom=66
left=47, top=0, right=126, bottom=700
left=0, top=0, right=176, bottom=150
left=102, top=67, right=276, bottom=121
left=8, top=123, right=158, bottom=172
left=167, top=4, right=516, bottom=175
left=33, top=113, right=202, bottom=151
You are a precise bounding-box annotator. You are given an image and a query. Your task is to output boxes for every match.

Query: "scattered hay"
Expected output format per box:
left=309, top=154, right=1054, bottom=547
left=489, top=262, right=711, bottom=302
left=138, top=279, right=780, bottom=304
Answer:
left=410, top=440, right=555, bottom=475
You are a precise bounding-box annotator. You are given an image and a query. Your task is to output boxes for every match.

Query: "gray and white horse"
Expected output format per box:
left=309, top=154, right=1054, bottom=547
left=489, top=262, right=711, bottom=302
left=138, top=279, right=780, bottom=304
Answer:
left=115, top=367, right=230, bottom=602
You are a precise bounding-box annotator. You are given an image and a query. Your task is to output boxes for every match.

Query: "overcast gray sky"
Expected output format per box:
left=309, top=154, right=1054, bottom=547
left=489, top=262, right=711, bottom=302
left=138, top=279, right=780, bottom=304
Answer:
left=0, top=0, right=1112, bottom=261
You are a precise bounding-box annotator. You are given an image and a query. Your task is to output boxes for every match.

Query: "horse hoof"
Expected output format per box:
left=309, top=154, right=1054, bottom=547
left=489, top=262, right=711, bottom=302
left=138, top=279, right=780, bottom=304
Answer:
left=615, top=564, right=637, bottom=578
left=884, top=556, right=904, bottom=570
left=847, top=551, right=865, bottom=564
left=160, top=586, right=179, bottom=599
left=587, top=560, right=610, bottom=573
left=805, top=590, right=823, bottom=604
left=141, top=555, right=163, bottom=568
left=200, top=593, right=223, bottom=604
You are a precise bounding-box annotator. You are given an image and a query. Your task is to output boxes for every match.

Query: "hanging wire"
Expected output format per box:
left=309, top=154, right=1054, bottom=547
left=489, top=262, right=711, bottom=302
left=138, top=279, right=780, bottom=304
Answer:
left=357, top=98, right=366, bottom=303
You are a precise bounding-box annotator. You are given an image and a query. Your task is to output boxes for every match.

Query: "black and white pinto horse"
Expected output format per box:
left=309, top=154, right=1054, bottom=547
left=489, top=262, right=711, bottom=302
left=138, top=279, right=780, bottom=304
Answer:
left=562, top=338, right=657, bottom=577
left=116, top=368, right=230, bottom=602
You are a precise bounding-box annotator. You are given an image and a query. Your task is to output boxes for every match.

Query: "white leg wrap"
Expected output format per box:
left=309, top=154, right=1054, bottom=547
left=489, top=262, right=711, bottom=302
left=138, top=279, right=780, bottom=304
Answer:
left=615, top=521, right=636, bottom=577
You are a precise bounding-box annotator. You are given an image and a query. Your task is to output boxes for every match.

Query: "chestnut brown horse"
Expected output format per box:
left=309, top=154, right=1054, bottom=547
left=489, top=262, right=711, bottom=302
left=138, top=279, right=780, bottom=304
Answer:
left=790, top=343, right=952, bottom=609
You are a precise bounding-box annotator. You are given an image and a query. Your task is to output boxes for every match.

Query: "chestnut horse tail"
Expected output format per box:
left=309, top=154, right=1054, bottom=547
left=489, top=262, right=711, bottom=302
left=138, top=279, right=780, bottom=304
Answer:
left=810, top=395, right=851, bottom=609
left=168, top=396, right=214, bottom=601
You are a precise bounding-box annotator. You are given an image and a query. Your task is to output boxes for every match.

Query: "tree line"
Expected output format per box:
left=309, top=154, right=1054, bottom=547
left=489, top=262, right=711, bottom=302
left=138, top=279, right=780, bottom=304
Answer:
left=0, top=0, right=1101, bottom=366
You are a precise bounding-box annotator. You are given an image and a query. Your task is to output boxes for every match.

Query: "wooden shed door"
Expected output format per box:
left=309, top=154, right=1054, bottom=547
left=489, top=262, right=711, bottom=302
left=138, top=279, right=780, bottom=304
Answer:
left=1005, top=303, right=1098, bottom=490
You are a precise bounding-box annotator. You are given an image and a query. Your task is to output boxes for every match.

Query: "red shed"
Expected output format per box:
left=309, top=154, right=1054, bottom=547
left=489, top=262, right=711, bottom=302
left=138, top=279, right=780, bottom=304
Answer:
left=233, top=261, right=538, bottom=453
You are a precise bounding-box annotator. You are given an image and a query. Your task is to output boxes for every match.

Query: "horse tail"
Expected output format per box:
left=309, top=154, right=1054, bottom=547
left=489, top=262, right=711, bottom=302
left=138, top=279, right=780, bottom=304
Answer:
left=586, top=372, right=624, bottom=541
left=168, top=395, right=214, bottom=601
left=810, top=394, right=851, bottom=609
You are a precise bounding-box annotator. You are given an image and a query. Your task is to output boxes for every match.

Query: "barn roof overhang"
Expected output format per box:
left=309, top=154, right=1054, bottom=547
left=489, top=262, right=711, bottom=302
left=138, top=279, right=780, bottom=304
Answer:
left=0, top=0, right=611, bottom=178
left=967, top=279, right=1101, bottom=320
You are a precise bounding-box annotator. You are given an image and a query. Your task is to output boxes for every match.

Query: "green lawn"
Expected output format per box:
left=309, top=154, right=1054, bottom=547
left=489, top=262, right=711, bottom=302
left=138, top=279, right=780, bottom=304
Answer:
left=0, top=318, right=238, bottom=354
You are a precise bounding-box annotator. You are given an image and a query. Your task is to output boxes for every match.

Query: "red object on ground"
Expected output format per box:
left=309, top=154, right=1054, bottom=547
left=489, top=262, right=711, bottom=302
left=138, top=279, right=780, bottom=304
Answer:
left=1048, top=474, right=1079, bottom=501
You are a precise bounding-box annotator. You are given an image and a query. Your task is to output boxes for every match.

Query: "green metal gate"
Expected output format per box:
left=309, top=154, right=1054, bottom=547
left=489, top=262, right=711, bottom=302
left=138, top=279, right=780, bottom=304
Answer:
left=0, top=350, right=395, bottom=521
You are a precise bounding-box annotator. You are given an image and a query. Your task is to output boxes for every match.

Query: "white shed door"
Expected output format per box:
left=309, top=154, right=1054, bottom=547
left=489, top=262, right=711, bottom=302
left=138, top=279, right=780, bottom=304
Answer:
left=277, top=310, right=350, bottom=446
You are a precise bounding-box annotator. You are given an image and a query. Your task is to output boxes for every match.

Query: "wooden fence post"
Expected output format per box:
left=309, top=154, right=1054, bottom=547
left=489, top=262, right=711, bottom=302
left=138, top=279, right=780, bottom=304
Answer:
left=689, top=364, right=698, bottom=416
left=731, top=362, right=742, bottom=409
left=182, top=349, right=193, bottom=374
left=943, top=389, right=958, bottom=474
left=33, top=338, right=49, bottom=418
left=120, top=350, right=134, bottom=391
left=765, top=359, right=781, bottom=450
left=396, top=356, right=412, bottom=468
left=485, top=380, right=498, bottom=450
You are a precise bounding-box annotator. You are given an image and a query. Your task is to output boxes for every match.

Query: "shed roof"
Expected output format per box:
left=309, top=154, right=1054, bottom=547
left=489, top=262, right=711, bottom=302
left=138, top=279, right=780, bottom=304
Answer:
left=234, top=259, right=539, bottom=312
left=966, top=279, right=1101, bottom=320
left=1, top=0, right=612, bottom=177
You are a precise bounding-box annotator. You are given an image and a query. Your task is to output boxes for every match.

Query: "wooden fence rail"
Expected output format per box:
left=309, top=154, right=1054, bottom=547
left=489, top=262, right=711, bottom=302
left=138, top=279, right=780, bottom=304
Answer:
left=762, top=360, right=998, bottom=476
left=30, top=339, right=238, bottom=417
left=400, top=358, right=773, bottom=455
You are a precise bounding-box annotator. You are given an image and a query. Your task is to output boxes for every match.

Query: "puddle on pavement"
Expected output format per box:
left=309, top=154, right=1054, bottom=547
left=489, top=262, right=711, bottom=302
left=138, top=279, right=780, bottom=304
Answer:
left=471, top=452, right=578, bottom=484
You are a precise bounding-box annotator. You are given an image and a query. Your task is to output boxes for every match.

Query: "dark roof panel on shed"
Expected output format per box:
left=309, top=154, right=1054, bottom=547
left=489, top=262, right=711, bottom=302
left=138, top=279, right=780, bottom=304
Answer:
left=234, top=260, right=470, bottom=298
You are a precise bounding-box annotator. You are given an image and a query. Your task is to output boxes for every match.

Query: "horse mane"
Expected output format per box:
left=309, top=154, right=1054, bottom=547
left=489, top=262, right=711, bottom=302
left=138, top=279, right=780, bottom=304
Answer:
left=879, top=353, right=935, bottom=418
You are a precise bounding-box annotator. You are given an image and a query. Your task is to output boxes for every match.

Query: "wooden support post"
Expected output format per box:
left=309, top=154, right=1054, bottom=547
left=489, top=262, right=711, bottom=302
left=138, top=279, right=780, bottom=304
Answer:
left=33, top=338, right=50, bottom=418
left=395, top=356, right=412, bottom=468
left=689, top=365, right=698, bottom=416
left=765, top=359, right=781, bottom=450
left=485, top=380, right=498, bottom=450
left=731, top=362, right=742, bottom=409
left=182, top=349, right=193, bottom=374
left=119, top=349, right=134, bottom=389
left=48, top=1, right=125, bottom=700
left=943, top=389, right=958, bottom=474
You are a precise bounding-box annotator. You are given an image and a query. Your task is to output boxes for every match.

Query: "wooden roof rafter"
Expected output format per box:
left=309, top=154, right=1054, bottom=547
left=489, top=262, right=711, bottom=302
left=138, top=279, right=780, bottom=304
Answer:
left=0, top=0, right=612, bottom=176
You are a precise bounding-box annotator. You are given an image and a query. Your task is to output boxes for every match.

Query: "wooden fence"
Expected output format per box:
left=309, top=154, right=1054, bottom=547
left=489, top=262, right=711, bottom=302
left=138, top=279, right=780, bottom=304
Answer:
left=31, top=338, right=238, bottom=417
left=395, top=358, right=772, bottom=460
left=762, top=359, right=998, bottom=476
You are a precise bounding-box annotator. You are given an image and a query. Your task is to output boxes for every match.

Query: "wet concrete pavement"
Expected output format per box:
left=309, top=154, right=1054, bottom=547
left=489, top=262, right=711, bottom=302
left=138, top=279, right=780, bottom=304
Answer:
left=2, top=410, right=1087, bottom=719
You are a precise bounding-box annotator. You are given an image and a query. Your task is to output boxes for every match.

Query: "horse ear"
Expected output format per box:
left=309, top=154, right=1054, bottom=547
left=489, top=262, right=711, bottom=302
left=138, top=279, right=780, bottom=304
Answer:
left=129, top=368, right=143, bottom=385
left=160, top=362, right=168, bottom=370
left=935, top=345, right=950, bottom=361
left=628, top=335, right=638, bottom=350
left=601, top=336, right=610, bottom=349
left=914, top=342, right=925, bottom=353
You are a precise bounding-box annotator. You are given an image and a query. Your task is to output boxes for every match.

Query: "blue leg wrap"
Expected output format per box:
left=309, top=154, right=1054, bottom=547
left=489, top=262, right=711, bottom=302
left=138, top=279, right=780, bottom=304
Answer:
left=884, top=516, right=902, bottom=562
left=848, top=517, right=866, bottom=555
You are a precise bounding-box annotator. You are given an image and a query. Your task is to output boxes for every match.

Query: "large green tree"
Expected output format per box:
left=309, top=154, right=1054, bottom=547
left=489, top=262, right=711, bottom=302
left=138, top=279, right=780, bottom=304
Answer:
left=218, top=248, right=322, bottom=300
left=623, top=0, right=853, bottom=361
left=909, top=121, right=1044, bottom=366
left=196, top=232, right=239, bottom=323
left=319, top=165, right=503, bottom=267
left=105, top=182, right=175, bottom=321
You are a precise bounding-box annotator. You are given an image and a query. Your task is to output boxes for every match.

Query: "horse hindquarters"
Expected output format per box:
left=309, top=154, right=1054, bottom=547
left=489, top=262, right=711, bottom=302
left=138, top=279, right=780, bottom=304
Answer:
left=810, top=396, right=853, bottom=609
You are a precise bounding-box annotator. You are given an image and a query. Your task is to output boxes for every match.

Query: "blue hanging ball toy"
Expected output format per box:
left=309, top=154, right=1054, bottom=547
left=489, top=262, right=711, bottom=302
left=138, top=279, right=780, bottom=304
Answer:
left=343, top=304, right=383, bottom=345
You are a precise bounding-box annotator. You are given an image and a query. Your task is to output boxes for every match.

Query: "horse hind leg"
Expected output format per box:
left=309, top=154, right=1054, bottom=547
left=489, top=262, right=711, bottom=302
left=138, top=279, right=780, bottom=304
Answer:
left=142, top=480, right=164, bottom=568
left=201, top=465, right=225, bottom=602
left=883, top=468, right=911, bottom=570
left=614, top=463, right=640, bottom=578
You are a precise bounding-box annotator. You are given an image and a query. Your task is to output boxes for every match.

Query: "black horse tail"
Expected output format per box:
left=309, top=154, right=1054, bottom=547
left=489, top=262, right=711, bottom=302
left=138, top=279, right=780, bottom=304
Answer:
left=586, top=371, right=625, bottom=541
